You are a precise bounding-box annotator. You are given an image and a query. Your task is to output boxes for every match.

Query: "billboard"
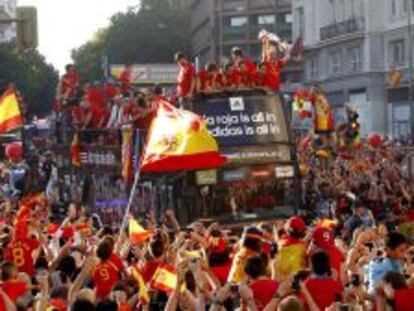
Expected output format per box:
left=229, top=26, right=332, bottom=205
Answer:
left=192, top=93, right=291, bottom=166
left=110, top=64, right=178, bottom=84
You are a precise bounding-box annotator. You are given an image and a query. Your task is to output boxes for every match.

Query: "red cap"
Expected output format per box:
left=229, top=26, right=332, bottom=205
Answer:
left=313, top=227, right=334, bottom=249
left=285, top=216, right=306, bottom=234
left=5, top=142, right=22, bottom=161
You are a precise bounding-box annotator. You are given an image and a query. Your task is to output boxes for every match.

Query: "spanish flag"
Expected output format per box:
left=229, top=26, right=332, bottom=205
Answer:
left=129, top=218, right=153, bottom=244
left=131, top=265, right=150, bottom=305
left=150, top=263, right=177, bottom=293
left=140, top=101, right=226, bottom=172
left=0, top=87, right=23, bottom=133
left=70, top=132, right=81, bottom=167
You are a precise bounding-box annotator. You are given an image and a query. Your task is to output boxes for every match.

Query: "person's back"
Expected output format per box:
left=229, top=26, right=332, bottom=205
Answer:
left=366, top=232, right=408, bottom=295
left=304, top=250, right=343, bottom=310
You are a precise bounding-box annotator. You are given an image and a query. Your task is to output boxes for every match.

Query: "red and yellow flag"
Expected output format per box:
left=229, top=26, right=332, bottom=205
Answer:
left=129, top=218, right=153, bottom=244
left=0, top=87, right=23, bottom=133
left=70, top=132, right=81, bottom=167
left=131, top=265, right=150, bottom=305
left=140, top=101, right=226, bottom=172
left=150, top=263, right=177, bottom=293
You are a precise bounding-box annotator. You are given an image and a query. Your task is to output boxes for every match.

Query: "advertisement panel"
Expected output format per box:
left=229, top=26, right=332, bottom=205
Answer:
left=110, top=64, right=178, bottom=84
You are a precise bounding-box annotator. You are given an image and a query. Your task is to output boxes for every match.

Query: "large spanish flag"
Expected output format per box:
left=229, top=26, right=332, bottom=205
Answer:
left=0, top=87, right=23, bottom=133
left=140, top=101, right=226, bottom=172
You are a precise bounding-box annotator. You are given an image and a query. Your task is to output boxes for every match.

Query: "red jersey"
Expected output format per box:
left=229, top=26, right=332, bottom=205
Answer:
left=303, top=277, right=343, bottom=310
left=120, top=69, right=132, bottom=94
left=60, top=72, right=79, bottom=97
left=4, top=238, right=40, bottom=276
left=394, top=289, right=414, bottom=311
left=197, top=70, right=213, bottom=92
left=1, top=280, right=27, bottom=303
left=92, top=260, right=121, bottom=299
left=141, top=260, right=162, bottom=283
left=264, top=59, right=286, bottom=90
left=211, top=261, right=232, bottom=285
left=225, top=68, right=241, bottom=87
left=239, top=59, right=257, bottom=87
left=177, top=63, right=195, bottom=96
left=250, top=279, right=279, bottom=310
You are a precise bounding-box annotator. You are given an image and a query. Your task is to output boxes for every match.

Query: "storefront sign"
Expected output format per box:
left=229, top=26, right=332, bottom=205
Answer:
left=222, top=170, right=246, bottom=182
left=275, top=166, right=295, bottom=178
left=196, top=170, right=217, bottom=185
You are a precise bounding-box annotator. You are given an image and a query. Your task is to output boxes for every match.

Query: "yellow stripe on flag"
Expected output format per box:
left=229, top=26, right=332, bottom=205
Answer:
left=129, top=218, right=153, bottom=244
left=0, top=87, right=23, bottom=133
left=131, top=266, right=150, bottom=305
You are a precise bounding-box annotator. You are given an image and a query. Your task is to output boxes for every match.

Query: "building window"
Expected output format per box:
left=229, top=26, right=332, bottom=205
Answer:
left=230, top=16, right=247, bottom=27
left=330, top=50, right=342, bottom=75
left=308, top=57, right=318, bottom=79
left=348, top=46, right=362, bottom=72
left=258, top=15, right=275, bottom=25
left=391, top=0, right=397, bottom=16
left=390, top=40, right=405, bottom=66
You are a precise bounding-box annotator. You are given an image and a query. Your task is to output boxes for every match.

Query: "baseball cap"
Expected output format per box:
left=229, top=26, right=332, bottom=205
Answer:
left=312, top=227, right=334, bottom=249
left=285, top=216, right=306, bottom=234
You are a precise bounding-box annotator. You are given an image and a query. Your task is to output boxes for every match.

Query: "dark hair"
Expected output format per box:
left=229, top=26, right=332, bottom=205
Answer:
left=310, top=250, right=331, bottom=276
left=35, top=256, right=49, bottom=270
left=96, top=299, right=117, bottom=311
left=386, top=232, right=408, bottom=250
left=1, top=261, right=16, bottom=280
left=65, top=64, right=74, bottom=72
left=58, top=255, right=77, bottom=280
left=384, top=272, right=407, bottom=290
left=174, top=51, right=186, bottom=62
left=50, top=286, right=69, bottom=300
left=71, top=299, right=96, bottom=311
left=243, top=227, right=263, bottom=252
left=153, top=85, right=163, bottom=95
left=97, top=240, right=113, bottom=261
left=150, top=238, right=165, bottom=259
left=206, top=62, right=219, bottom=73
left=245, top=256, right=265, bottom=279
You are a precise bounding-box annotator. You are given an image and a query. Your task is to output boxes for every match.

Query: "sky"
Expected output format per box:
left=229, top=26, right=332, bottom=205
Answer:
left=18, top=0, right=139, bottom=74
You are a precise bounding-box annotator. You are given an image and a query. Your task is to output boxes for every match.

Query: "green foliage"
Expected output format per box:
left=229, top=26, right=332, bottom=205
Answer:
left=0, top=43, right=58, bottom=117
left=71, top=0, right=192, bottom=82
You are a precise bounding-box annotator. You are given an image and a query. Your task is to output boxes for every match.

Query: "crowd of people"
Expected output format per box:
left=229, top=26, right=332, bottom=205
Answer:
left=0, top=140, right=413, bottom=311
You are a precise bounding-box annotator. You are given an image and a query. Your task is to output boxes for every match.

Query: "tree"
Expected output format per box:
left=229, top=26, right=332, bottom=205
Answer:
left=0, top=43, right=58, bottom=117
left=71, top=0, right=192, bottom=82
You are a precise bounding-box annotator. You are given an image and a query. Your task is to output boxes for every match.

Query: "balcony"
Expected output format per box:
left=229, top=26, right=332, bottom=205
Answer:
left=320, top=18, right=365, bottom=41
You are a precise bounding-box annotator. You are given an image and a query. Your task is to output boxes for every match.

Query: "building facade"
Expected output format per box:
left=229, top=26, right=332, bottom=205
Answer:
left=190, top=0, right=301, bottom=82
left=293, top=0, right=414, bottom=137
left=0, top=0, right=17, bottom=43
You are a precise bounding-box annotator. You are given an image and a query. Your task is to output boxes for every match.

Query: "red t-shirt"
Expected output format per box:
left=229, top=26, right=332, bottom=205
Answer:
left=264, top=59, right=286, bottom=90
left=304, top=277, right=343, bottom=310
left=120, top=70, right=132, bottom=94
left=1, top=280, right=27, bottom=303
left=141, top=260, right=162, bottom=283
left=239, top=59, right=257, bottom=87
left=4, top=238, right=40, bottom=276
left=210, top=261, right=232, bottom=285
left=177, top=63, right=195, bottom=96
left=394, top=289, right=414, bottom=311
left=197, top=70, right=213, bottom=92
left=61, top=72, right=79, bottom=97
left=250, top=279, right=279, bottom=310
left=225, top=68, right=241, bottom=87
left=92, top=260, right=121, bottom=299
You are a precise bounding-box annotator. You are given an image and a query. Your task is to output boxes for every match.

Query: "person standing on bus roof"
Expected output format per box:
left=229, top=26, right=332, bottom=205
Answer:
left=175, top=51, right=196, bottom=108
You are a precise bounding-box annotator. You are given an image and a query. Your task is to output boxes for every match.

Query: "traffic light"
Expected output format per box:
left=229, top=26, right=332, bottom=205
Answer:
left=16, top=6, right=38, bottom=50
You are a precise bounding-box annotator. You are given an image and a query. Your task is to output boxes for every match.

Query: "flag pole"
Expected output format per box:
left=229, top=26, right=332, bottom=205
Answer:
left=118, top=168, right=141, bottom=244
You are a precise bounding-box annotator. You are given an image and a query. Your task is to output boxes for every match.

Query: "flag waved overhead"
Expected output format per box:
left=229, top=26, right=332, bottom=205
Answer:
left=0, top=87, right=23, bottom=133
left=141, top=101, right=227, bottom=172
